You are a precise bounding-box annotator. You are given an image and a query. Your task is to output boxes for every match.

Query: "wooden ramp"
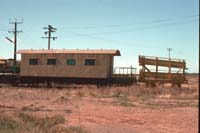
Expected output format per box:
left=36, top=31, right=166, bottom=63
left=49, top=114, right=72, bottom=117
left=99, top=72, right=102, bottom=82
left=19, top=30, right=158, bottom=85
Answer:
left=138, top=55, right=187, bottom=87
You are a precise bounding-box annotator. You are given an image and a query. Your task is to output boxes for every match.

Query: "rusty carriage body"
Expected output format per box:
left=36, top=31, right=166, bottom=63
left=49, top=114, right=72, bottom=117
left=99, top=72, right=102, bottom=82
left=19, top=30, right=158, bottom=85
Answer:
left=138, top=55, right=187, bottom=87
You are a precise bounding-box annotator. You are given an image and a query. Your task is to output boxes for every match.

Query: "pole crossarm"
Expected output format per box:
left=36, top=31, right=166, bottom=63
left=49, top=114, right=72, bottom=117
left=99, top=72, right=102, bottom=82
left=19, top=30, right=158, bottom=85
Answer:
left=42, top=25, right=58, bottom=49
left=8, top=19, right=23, bottom=73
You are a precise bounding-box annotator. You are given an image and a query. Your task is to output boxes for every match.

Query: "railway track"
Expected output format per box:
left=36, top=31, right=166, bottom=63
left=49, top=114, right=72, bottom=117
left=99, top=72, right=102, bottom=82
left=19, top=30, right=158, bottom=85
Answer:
left=0, top=73, right=136, bottom=87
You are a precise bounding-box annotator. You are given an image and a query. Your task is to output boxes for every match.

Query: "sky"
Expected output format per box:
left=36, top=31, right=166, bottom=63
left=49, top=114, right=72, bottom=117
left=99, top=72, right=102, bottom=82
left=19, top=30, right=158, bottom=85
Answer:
left=0, top=0, right=199, bottom=73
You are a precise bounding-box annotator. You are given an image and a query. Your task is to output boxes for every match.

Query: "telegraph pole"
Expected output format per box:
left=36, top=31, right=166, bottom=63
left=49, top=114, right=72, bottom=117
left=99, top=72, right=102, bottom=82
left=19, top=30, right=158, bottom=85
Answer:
left=167, top=48, right=172, bottom=59
left=167, top=48, right=172, bottom=79
left=8, top=19, right=23, bottom=73
left=42, top=25, right=57, bottom=49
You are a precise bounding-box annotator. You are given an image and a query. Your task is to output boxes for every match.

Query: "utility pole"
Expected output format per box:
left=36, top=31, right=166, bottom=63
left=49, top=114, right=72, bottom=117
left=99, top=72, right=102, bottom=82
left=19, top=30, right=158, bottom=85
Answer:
left=42, top=25, right=57, bottom=49
left=167, top=48, right=172, bottom=59
left=8, top=19, right=23, bottom=73
left=167, top=48, right=172, bottom=79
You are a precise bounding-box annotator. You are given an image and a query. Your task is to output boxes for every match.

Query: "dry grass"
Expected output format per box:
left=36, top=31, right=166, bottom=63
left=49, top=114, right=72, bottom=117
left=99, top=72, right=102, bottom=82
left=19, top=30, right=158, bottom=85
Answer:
left=0, top=114, right=19, bottom=132
left=140, top=99, right=198, bottom=109
left=21, top=106, right=43, bottom=112
left=0, top=75, right=198, bottom=132
left=0, top=112, right=86, bottom=133
left=64, top=77, right=198, bottom=108
left=112, top=94, right=136, bottom=107
left=70, top=84, right=198, bottom=101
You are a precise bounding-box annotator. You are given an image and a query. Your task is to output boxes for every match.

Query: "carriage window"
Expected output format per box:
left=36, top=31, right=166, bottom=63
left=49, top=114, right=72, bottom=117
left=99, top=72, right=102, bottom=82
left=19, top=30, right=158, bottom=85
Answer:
left=47, top=59, right=56, bottom=65
left=85, top=59, right=95, bottom=66
left=29, top=59, right=38, bottom=65
left=67, top=59, right=76, bottom=65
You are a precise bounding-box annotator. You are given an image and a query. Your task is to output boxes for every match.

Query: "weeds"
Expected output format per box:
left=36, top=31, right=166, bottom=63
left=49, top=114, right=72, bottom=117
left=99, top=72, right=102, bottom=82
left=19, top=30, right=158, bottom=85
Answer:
left=0, top=112, right=87, bottom=133
left=21, top=106, right=41, bottom=112
left=65, top=109, right=72, bottom=113
left=64, top=126, right=87, bottom=133
left=113, top=94, right=135, bottom=107
left=0, top=115, right=20, bottom=132
left=0, top=112, right=66, bottom=133
left=58, top=96, right=69, bottom=102
left=139, top=95, right=153, bottom=101
left=142, top=100, right=198, bottom=109
left=17, top=112, right=65, bottom=131
left=55, top=83, right=198, bottom=101
left=51, top=125, right=87, bottom=133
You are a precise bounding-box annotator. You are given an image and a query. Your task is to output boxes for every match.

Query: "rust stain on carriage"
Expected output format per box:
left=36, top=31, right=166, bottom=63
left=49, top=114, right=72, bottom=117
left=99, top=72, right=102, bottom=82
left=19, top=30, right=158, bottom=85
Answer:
left=138, top=55, right=187, bottom=87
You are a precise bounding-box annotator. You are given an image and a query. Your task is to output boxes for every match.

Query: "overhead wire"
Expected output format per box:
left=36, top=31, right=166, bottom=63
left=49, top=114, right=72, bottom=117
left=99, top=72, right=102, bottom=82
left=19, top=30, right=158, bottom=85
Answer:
left=0, top=14, right=199, bottom=49
left=58, top=18, right=198, bottom=48
left=57, top=15, right=198, bottom=47
left=85, top=18, right=199, bottom=35
left=58, top=14, right=199, bottom=31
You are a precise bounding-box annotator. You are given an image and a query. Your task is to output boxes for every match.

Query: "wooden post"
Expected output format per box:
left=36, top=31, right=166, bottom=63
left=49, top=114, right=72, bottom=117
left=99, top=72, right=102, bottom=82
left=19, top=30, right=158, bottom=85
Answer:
left=130, top=65, right=132, bottom=78
left=168, top=58, right=171, bottom=80
left=156, top=57, right=158, bottom=79
left=143, top=56, right=145, bottom=81
left=123, top=67, right=124, bottom=77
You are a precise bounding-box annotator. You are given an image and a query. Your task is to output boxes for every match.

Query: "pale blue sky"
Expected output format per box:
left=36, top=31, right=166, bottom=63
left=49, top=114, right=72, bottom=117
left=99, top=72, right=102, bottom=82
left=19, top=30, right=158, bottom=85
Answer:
left=0, top=0, right=199, bottom=73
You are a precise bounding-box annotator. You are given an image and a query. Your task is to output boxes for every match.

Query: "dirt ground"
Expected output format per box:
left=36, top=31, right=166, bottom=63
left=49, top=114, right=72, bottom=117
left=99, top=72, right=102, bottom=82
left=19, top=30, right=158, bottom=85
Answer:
left=0, top=75, right=199, bottom=133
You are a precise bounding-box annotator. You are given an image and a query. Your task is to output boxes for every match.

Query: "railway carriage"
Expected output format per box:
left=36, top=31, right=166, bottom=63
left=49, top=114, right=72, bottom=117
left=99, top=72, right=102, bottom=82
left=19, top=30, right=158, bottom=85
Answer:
left=0, top=49, right=136, bottom=86
left=0, top=49, right=188, bottom=87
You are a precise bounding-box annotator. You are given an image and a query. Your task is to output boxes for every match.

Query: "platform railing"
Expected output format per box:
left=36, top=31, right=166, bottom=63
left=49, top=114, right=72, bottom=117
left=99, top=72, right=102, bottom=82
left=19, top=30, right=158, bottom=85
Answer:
left=113, top=66, right=136, bottom=78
